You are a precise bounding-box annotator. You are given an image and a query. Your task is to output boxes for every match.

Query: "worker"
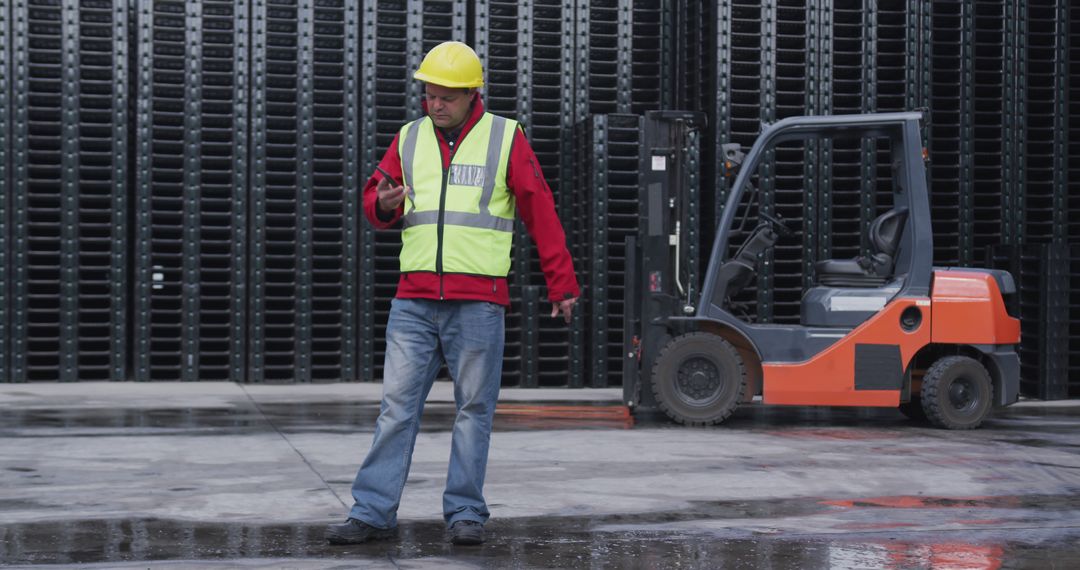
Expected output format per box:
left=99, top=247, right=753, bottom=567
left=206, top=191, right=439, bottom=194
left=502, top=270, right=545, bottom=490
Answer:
left=325, top=41, right=579, bottom=546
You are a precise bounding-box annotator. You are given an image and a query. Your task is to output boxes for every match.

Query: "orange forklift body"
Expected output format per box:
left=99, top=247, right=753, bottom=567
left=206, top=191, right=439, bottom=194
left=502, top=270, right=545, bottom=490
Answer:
left=762, top=271, right=1020, bottom=407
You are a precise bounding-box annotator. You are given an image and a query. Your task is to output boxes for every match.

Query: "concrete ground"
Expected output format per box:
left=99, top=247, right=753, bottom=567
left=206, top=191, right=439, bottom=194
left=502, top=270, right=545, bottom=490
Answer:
left=1, top=382, right=1079, bottom=569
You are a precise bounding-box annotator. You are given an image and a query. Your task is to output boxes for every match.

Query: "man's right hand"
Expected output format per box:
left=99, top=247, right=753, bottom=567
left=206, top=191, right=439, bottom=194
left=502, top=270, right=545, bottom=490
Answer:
left=377, top=174, right=408, bottom=215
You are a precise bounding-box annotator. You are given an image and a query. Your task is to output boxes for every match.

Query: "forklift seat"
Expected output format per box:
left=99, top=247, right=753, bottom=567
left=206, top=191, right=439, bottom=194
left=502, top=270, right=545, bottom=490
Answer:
left=815, top=207, right=908, bottom=287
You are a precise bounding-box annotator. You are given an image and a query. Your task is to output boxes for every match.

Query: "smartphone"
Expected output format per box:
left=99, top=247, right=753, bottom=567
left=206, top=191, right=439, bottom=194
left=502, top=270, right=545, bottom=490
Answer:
left=374, top=165, right=397, bottom=183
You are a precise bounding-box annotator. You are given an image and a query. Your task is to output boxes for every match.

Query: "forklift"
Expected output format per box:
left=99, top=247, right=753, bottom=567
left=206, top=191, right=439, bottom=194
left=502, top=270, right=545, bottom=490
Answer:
left=624, top=112, right=1020, bottom=429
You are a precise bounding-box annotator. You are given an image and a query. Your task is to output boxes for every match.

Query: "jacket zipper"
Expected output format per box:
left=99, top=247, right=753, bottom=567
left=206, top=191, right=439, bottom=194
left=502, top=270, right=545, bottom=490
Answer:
left=436, top=165, right=448, bottom=300
left=435, top=124, right=462, bottom=300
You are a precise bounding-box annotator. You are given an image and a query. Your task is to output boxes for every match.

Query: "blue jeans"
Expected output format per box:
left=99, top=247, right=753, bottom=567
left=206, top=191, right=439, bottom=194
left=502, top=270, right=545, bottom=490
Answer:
left=349, top=298, right=505, bottom=529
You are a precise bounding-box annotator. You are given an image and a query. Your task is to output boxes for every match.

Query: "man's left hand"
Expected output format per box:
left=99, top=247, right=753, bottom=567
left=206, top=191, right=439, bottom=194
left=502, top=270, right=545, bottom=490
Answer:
left=551, top=297, right=578, bottom=324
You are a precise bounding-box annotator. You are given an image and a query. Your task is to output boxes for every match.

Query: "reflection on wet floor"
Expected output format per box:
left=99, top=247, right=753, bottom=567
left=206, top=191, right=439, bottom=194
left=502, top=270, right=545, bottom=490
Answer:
left=2, top=400, right=1077, bottom=436
left=2, top=512, right=1079, bottom=568
left=0, top=401, right=641, bottom=435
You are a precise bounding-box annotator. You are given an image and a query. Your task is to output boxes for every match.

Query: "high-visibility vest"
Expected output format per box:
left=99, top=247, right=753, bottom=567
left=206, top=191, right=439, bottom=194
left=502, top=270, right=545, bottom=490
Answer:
left=397, top=112, right=518, bottom=277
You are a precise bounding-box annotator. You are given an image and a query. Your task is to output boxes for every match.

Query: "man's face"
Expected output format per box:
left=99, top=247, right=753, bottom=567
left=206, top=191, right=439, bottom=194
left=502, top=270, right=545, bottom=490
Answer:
left=425, top=84, right=473, bottom=130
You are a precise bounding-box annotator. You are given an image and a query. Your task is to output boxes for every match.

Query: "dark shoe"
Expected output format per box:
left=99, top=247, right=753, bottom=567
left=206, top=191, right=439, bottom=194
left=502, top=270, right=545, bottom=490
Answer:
left=449, top=520, right=484, bottom=545
left=325, top=518, right=396, bottom=545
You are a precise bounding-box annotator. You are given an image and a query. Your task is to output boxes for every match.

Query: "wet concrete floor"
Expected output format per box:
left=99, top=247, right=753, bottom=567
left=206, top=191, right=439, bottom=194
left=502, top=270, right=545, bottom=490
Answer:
left=2, top=383, right=1079, bottom=568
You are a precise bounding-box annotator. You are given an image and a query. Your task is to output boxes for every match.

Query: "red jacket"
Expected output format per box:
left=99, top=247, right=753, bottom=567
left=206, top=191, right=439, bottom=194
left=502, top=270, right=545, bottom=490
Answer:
left=363, top=95, right=580, bottom=306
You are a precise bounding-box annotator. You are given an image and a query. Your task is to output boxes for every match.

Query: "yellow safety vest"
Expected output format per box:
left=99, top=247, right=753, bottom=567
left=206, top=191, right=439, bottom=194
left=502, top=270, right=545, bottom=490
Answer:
left=397, top=112, right=518, bottom=277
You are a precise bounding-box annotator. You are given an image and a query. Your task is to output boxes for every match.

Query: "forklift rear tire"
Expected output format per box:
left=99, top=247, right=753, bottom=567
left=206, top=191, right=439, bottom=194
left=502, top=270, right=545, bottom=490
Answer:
left=651, top=333, right=747, bottom=426
left=920, top=355, right=993, bottom=430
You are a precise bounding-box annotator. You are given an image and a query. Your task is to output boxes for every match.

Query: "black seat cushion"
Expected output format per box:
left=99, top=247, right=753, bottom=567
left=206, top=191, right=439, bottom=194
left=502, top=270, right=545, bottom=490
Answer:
left=815, top=259, right=889, bottom=287
left=815, top=207, right=908, bottom=287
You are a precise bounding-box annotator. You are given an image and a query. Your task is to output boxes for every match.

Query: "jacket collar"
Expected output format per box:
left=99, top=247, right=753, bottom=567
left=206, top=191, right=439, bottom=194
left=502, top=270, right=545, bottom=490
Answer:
left=420, top=91, right=486, bottom=144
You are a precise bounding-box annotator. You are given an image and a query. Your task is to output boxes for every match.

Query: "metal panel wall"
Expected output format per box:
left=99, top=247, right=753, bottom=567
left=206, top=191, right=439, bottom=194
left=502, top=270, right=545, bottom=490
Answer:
left=249, top=0, right=359, bottom=383
left=135, top=0, right=247, bottom=382
left=10, top=0, right=128, bottom=382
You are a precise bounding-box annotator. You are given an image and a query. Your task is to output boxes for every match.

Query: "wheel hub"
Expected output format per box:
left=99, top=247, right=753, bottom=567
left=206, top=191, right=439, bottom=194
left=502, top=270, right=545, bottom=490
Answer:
left=676, top=356, right=723, bottom=405
left=948, top=377, right=977, bottom=412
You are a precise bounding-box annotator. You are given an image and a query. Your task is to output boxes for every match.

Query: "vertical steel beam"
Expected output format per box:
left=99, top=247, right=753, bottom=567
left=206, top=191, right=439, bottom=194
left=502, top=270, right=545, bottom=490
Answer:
left=110, top=0, right=129, bottom=381
left=10, top=0, right=27, bottom=382
left=659, top=0, right=673, bottom=110
left=232, top=0, right=250, bottom=382
left=558, top=0, right=576, bottom=219
left=59, top=0, right=80, bottom=381
left=296, top=0, right=315, bottom=382
left=714, top=0, right=732, bottom=228
left=685, top=126, right=701, bottom=294
left=342, top=0, right=360, bottom=380
left=616, top=0, right=633, bottom=114
left=522, top=286, right=540, bottom=388
left=757, top=0, right=776, bottom=322
left=589, top=115, right=609, bottom=388
left=452, top=0, right=467, bottom=40
left=963, top=0, right=980, bottom=267
left=249, top=0, right=268, bottom=383
left=405, top=0, right=424, bottom=120
left=518, top=0, right=534, bottom=133
left=816, top=0, right=833, bottom=263
left=134, top=0, right=153, bottom=382
left=1051, top=0, right=1068, bottom=245
left=859, top=0, right=877, bottom=258
left=805, top=0, right=822, bottom=283
left=182, top=0, right=202, bottom=382
left=358, top=0, right=377, bottom=382
left=0, top=0, right=10, bottom=381
left=513, top=0, right=534, bottom=311
left=562, top=0, right=583, bottom=387
left=573, top=0, right=589, bottom=122
left=958, top=0, right=975, bottom=266
left=1007, top=0, right=1027, bottom=246
left=474, top=0, right=491, bottom=93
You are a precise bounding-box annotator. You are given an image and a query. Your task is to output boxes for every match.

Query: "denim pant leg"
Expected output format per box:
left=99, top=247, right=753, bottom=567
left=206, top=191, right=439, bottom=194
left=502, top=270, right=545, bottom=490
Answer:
left=349, top=299, right=443, bottom=528
left=438, top=301, right=506, bottom=525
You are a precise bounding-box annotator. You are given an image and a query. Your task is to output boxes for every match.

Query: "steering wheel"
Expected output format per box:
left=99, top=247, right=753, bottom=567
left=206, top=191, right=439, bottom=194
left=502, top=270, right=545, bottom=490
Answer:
left=759, top=210, right=794, bottom=237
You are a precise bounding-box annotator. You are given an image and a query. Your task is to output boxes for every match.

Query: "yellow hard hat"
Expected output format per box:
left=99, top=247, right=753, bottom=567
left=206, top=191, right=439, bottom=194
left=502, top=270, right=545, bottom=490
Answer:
left=413, top=41, right=484, bottom=88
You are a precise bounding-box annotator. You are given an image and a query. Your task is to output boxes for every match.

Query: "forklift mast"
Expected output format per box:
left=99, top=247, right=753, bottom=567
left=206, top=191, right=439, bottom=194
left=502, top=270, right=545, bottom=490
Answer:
left=623, top=111, right=705, bottom=408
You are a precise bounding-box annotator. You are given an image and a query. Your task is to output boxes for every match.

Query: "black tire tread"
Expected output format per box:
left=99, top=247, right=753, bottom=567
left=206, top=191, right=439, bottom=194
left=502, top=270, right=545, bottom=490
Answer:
left=650, top=332, right=747, bottom=427
left=921, top=355, right=992, bottom=430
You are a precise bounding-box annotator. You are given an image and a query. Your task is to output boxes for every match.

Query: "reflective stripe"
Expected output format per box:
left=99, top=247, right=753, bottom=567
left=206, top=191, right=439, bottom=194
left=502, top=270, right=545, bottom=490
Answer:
left=403, top=210, right=515, bottom=233
left=401, top=119, right=422, bottom=213
left=479, top=116, right=507, bottom=216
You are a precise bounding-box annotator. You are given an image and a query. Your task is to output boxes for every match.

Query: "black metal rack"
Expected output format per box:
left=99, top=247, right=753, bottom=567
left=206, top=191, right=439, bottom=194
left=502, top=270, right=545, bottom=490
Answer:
left=358, top=0, right=466, bottom=382
left=0, top=2, right=11, bottom=381
left=825, top=0, right=876, bottom=267
left=0, top=0, right=1077, bottom=397
left=10, top=0, right=128, bottom=382
left=573, top=114, right=644, bottom=387
left=135, top=0, right=246, bottom=382
left=248, top=0, right=360, bottom=383
left=474, top=0, right=579, bottom=387
left=1022, top=0, right=1069, bottom=244
left=1071, top=3, right=1080, bottom=243
left=767, top=0, right=810, bottom=324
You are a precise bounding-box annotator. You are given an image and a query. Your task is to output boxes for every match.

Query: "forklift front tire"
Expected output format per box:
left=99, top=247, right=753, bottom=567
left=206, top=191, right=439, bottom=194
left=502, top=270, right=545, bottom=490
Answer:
left=920, top=355, right=993, bottom=430
left=651, top=333, right=747, bottom=426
